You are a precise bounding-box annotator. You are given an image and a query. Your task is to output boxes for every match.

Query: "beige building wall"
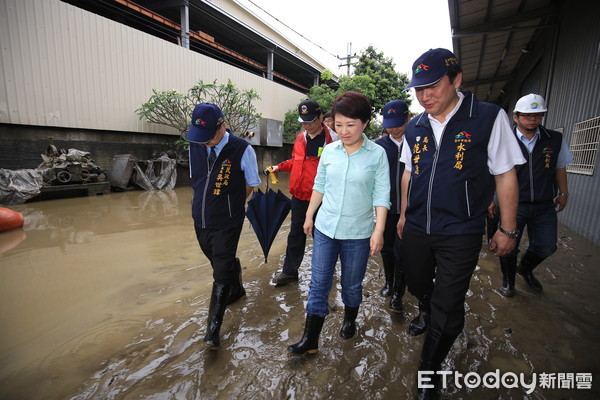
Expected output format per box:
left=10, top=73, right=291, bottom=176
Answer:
left=0, top=0, right=306, bottom=136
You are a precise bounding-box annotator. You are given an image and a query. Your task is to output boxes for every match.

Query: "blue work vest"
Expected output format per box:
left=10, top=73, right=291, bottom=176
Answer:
left=375, top=135, right=405, bottom=214
left=515, top=126, right=563, bottom=204
left=404, top=91, right=499, bottom=235
left=189, top=133, right=248, bottom=229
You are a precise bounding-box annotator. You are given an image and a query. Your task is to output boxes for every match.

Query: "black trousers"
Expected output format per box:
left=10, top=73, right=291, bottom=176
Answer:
left=401, top=228, right=482, bottom=336
left=381, top=213, right=402, bottom=271
left=195, top=223, right=243, bottom=284
left=282, top=196, right=310, bottom=275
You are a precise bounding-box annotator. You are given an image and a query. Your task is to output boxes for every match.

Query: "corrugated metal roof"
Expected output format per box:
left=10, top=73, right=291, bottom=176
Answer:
left=448, top=0, right=559, bottom=106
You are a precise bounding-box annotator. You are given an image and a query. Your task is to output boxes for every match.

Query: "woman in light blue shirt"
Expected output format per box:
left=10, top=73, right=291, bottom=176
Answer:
left=288, top=91, right=391, bottom=355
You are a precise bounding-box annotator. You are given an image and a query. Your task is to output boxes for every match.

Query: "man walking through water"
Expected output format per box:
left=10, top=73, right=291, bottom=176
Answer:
left=375, top=99, right=410, bottom=312
left=187, top=103, right=260, bottom=350
left=397, top=48, right=525, bottom=399
left=492, top=93, right=573, bottom=297
left=267, top=99, right=337, bottom=287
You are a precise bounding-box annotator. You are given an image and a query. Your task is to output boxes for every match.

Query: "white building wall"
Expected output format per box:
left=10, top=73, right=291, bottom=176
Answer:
left=0, top=0, right=305, bottom=135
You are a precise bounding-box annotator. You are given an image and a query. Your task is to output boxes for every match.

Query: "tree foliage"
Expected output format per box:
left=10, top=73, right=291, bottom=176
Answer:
left=283, top=46, right=411, bottom=140
left=136, top=80, right=261, bottom=155
left=353, top=46, right=410, bottom=114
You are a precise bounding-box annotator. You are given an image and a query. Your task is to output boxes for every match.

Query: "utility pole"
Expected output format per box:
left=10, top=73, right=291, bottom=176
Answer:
left=338, top=42, right=357, bottom=76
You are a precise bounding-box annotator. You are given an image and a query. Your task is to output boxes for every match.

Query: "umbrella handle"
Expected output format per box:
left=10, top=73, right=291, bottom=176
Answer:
left=263, top=166, right=278, bottom=191
left=264, top=166, right=278, bottom=184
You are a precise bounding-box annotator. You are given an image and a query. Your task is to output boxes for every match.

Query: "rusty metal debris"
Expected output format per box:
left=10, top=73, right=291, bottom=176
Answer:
left=38, top=146, right=105, bottom=185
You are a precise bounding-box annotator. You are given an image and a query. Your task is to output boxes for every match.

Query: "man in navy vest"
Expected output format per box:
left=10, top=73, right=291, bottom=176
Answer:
left=492, top=94, right=573, bottom=297
left=397, top=49, right=525, bottom=399
left=375, top=100, right=410, bottom=312
left=187, top=103, right=261, bottom=350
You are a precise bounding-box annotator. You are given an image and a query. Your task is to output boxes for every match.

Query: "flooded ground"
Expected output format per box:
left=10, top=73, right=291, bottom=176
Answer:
left=0, top=176, right=599, bottom=400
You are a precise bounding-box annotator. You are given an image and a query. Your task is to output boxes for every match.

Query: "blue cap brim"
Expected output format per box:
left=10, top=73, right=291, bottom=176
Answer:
left=382, top=116, right=407, bottom=129
left=187, top=125, right=216, bottom=143
left=404, top=74, right=445, bottom=92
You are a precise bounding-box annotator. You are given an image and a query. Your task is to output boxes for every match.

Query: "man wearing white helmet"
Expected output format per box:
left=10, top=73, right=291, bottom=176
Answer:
left=490, top=93, right=573, bottom=297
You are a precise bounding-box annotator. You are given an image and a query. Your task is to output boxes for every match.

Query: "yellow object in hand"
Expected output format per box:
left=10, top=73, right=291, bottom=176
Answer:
left=265, top=166, right=278, bottom=184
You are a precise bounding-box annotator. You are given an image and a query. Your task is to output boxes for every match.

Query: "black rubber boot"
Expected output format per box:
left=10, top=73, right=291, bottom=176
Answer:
left=499, top=255, right=517, bottom=297
left=203, top=283, right=231, bottom=350
left=417, top=330, right=457, bottom=400
left=228, top=258, right=246, bottom=305
left=416, top=330, right=458, bottom=400
left=339, top=306, right=359, bottom=339
left=388, top=270, right=406, bottom=313
left=379, top=255, right=395, bottom=296
left=409, top=296, right=430, bottom=336
left=288, top=314, right=325, bottom=355
left=516, top=252, right=545, bottom=292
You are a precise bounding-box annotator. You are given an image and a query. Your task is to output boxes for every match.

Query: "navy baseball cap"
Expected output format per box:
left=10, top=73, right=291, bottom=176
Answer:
left=404, top=48, right=460, bottom=91
left=297, top=99, right=323, bottom=123
left=187, top=103, right=225, bottom=143
left=382, top=100, right=409, bottom=128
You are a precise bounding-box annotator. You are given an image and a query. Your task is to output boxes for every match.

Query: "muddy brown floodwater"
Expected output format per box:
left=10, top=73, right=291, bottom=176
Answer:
left=0, top=176, right=598, bottom=400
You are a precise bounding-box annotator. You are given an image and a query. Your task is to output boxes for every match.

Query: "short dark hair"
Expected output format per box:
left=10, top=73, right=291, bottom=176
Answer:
left=331, top=91, right=372, bottom=125
left=324, top=111, right=332, bottom=119
left=446, top=66, right=463, bottom=85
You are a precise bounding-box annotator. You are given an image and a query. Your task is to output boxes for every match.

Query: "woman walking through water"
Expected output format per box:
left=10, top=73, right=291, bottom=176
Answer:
left=288, top=91, right=390, bottom=355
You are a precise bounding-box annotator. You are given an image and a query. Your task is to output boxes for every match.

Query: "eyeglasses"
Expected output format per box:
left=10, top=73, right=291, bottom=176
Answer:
left=518, top=113, right=544, bottom=119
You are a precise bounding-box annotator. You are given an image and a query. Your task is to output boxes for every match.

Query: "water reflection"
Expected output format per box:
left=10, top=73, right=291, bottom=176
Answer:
left=0, top=183, right=598, bottom=400
left=0, top=228, right=26, bottom=255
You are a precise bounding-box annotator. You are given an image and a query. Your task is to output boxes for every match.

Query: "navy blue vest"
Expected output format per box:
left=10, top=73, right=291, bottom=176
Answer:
left=375, top=135, right=405, bottom=214
left=189, top=132, right=249, bottom=229
left=514, top=126, right=563, bottom=204
left=404, top=91, right=498, bottom=235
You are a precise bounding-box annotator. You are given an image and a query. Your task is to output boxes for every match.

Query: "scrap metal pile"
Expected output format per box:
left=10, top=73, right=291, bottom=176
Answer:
left=0, top=145, right=106, bottom=205
left=38, top=145, right=105, bottom=185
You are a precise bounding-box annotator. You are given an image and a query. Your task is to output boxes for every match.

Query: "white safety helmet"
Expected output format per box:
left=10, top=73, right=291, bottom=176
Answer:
left=514, top=94, right=547, bottom=113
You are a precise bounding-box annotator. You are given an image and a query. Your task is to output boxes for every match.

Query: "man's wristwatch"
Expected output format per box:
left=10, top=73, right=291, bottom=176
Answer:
left=498, top=226, right=520, bottom=239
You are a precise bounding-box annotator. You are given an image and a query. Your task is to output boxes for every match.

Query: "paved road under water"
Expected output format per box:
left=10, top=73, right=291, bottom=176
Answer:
left=0, top=177, right=599, bottom=399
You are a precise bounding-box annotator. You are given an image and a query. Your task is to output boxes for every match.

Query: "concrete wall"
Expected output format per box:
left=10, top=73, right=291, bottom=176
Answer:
left=0, top=123, right=292, bottom=188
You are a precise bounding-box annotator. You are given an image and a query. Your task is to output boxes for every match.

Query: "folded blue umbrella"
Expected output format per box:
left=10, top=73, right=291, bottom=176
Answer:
left=245, top=188, right=291, bottom=263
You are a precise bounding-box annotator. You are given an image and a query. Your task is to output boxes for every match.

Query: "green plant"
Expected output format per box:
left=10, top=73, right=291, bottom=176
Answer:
left=136, top=80, right=262, bottom=158
left=283, top=47, right=411, bottom=140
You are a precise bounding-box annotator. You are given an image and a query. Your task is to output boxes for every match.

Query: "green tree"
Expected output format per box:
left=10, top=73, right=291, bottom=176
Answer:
left=283, top=47, right=411, bottom=140
left=136, top=80, right=261, bottom=159
left=353, top=46, right=411, bottom=114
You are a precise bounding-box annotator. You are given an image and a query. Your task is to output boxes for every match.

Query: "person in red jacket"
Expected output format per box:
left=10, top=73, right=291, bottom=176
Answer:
left=268, top=99, right=338, bottom=286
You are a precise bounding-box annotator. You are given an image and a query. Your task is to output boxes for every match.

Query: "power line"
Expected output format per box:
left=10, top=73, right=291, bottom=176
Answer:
left=245, top=0, right=339, bottom=59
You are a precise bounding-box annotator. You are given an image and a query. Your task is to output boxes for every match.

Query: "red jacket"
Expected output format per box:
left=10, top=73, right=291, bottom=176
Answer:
left=277, top=124, right=337, bottom=201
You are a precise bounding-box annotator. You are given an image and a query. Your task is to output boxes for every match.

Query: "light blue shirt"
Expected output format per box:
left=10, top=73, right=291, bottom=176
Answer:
left=189, top=131, right=261, bottom=187
left=313, top=134, right=390, bottom=239
left=516, top=128, right=574, bottom=168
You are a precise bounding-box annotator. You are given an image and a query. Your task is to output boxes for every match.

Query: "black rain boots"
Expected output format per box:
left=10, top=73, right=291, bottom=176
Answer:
left=409, top=296, right=431, bottom=336
left=288, top=314, right=325, bottom=355
left=203, top=283, right=231, bottom=350
left=339, top=306, right=359, bottom=339
left=388, top=270, right=407, bottom=313
left=228, top=258, right=246, bottom=305
left=499, top=255, right=517, bottom=297
left=379, top=254, right=395, bottom=296
left=416, top=329, right=458, bottom=400
left=516, top=252, right=545, bottom=292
